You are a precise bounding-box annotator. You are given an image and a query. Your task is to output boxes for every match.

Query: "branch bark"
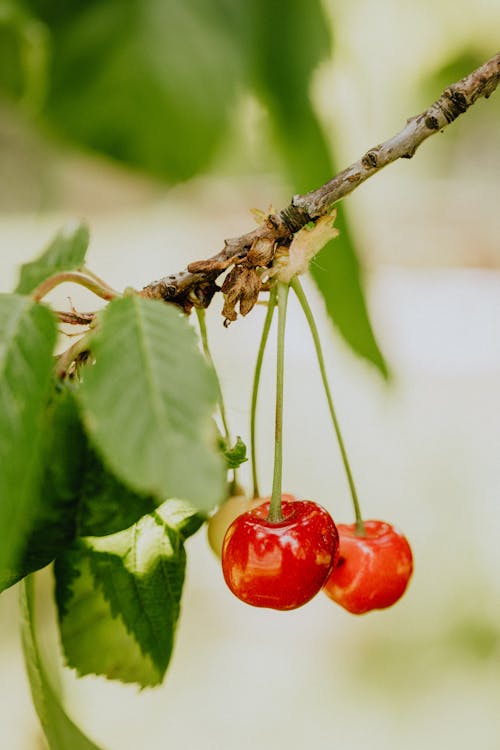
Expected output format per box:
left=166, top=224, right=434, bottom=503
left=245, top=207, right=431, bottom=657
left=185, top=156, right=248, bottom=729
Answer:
left=140, top=52, right=500, bottom=315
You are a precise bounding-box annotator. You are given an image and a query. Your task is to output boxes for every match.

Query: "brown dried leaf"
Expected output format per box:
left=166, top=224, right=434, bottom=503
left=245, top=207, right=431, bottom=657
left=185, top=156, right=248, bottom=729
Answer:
left=220, top=266, right=240, bottom=296
left=221, top=266, right=262, bottom=321
left=221, top=298, right=238, bottom=322
left=239, top=270, right=261, bottom=316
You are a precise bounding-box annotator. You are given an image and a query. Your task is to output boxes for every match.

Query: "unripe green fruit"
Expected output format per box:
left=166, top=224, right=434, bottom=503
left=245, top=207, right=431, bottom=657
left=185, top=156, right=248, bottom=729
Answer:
left=207, top=495, right=262, bottom=558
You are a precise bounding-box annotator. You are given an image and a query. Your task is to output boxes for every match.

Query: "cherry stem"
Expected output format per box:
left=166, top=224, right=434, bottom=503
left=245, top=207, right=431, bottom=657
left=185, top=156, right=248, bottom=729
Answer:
left=195, top=307, right=237, bottom=490
left=31, top=271, right=120, bottom=302
left=250, top=287, right=277, bottom=499
left=268, top=282, right=289, bottom=524
left=291, top=277, right=365, bottom=536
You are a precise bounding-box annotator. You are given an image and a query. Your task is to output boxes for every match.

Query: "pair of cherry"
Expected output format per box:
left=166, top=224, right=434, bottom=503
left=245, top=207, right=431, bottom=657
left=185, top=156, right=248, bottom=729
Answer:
left=208, top=278, right=412, bottom=614
left=220, top=495, right=413, bottom=614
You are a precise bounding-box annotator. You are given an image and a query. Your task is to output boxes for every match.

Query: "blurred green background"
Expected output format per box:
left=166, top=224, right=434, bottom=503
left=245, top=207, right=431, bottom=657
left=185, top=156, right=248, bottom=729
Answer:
left=1, top=0, right=500, bottom=748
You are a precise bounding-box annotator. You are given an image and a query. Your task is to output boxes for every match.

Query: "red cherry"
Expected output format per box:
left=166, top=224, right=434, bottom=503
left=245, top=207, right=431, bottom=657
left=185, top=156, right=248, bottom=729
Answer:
left=222, top=497, right=339, bottom=610
left=323, top=520, right=413, bottom=614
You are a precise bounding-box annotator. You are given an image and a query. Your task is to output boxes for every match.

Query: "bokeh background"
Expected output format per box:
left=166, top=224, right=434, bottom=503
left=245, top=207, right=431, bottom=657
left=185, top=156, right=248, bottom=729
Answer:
left=1, top=1, right=500, bottom=748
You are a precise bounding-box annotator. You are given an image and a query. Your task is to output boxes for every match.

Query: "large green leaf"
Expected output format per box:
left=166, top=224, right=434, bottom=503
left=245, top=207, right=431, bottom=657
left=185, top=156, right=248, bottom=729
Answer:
left=25, top=0, right=241, bottom=182
left=310, top=213, right=389, bottom=378
left=55, top=500, right=203, bottom=687
left=15, top=223, right=89, bottom=295
left=78, top=296, right=225, bottom=513
left=77, top=447, right=157, bottom=538
left=0, top=2, right=27, bottom=100
left=0, top=294, right=56, bottom=580
left=248, top=0, right=388, bottom=376
left=0, top=385, right=157, bottom=593
left=248, top=0, right=331, bottom=119
left=20, top=576, right=103, bottom=750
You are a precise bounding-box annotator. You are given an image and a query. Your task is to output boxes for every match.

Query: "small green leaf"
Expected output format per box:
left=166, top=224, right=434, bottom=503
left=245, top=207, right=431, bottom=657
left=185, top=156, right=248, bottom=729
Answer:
left=220, top=435, right=248, bottom=470
left=0, top=294, right=57, bottom=581
left=55, top=500, right=202, bottom=687
left=15, top=223, right=89, bottom=295
left=78, top=296, right=225, bottom=513
left=20, top=576, right=103, bottom=750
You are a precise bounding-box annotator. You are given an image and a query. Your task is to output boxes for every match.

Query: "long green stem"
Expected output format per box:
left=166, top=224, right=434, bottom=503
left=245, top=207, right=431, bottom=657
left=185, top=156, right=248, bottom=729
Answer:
left=195, top=308, right=237, bottom=488
left=291, top=277, right=365, bottom=535
left=268, top=282, right=289, bottom=523
left=195, top=308, right=231, bottom=442
left=250, top=287, right=277, bottom=499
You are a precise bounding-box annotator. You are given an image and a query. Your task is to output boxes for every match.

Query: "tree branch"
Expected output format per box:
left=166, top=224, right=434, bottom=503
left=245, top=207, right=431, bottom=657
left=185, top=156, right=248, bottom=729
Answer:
left=140, top=51, right=500, bottom=316
left=294, top=51, right=500, bottom=217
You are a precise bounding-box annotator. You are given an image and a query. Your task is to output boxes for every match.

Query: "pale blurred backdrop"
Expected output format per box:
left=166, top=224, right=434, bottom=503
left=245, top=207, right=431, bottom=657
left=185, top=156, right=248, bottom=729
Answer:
left=1, top=1, right=500, bottom=748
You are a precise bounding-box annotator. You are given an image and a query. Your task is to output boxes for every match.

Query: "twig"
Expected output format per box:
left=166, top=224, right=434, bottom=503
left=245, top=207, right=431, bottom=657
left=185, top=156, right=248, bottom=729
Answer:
left=56, top=310, right=96, bottom=325
left=139, top=52, right=500, bottom=316
left=32, top=271, right=120, bottom=303
left=294, top=52, right=500, bottom=218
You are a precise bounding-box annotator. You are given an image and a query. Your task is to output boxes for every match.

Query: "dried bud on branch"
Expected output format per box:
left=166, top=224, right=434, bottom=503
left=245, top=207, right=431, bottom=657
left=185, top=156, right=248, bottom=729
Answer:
left=221, top=266, right=262, bottom=323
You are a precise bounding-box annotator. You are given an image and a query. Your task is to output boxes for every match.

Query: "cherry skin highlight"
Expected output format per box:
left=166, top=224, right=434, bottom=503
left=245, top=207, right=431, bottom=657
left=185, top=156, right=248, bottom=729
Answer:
left=221, top=497, right=339, bottom=610
left=323, top=520, right=413, bottom=614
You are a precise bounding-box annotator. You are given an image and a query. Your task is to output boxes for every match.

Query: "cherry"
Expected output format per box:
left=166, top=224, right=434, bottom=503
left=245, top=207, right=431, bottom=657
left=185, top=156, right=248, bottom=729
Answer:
left=222, top=497, right=339, bottom=610
left=323, top=520, right=413, bottom=614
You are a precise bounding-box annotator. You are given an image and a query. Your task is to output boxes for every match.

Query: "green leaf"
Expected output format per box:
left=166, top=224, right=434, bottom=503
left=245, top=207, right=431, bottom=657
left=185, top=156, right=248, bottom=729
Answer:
left=275, top=120, right=388, bottom=374
left=247, top=0, right=388, bottom=376
left=20, top=576, right=103, bottom=750
left=26, top=0, right=242, bottom=182
left=220, top=435, right=248, bottom=470
left=15, top=223, right=89, bottom=295
left=55, top=500, right=203, bottom=687
left=0, top=385, right=86, bottom=592
left=0, top=294, right=57, bottom=582
left=248, top=0, right=331, bottom=122
left=310, top=212, right=389, bottom=378
left=0, top=384, right=157, bottom=593
left=0, top=2, right=49, bottom=112
left=78, top=296, right=225, bottom=513
left=77, top=447, right=157, bottom=538
left=0, top=3, right=27, bottom=100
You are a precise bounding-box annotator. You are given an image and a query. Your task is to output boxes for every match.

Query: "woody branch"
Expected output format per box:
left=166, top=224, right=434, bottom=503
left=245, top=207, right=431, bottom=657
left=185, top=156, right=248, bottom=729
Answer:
left=139, top=51, right=500, bottom=316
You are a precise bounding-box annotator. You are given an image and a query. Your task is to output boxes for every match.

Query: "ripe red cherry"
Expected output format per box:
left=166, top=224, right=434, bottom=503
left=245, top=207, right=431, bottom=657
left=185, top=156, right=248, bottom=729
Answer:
left=323, top=520, right=413, bottom=614
left=222, top=497, right=339, bottom=610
